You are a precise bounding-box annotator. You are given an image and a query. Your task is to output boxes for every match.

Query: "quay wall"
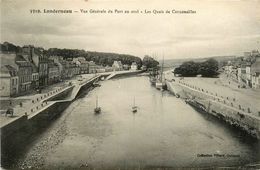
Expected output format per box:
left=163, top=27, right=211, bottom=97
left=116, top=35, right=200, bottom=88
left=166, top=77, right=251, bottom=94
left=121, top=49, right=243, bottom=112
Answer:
left=108, top=70, right=143, bottom=80
left=75, top=75, right=100, bottom=99
left=1, top=86, right=74, bottom=138
left=46, top=86, right=74, bottom=101
left=166, top=81, right=260, bottom=139
left=1, top=76, right=100, bottom=168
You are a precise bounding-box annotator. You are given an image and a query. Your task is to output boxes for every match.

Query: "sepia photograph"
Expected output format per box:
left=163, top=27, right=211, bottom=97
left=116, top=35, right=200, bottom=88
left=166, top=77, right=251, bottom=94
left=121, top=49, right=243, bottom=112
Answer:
left=0, top=0, right=260, bottom=169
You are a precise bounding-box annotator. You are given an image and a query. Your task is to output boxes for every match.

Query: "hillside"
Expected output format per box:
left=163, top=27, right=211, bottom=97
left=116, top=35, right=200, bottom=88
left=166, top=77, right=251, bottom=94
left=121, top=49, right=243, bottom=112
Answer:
left=1, top=42, right=143, bottom=67
left=161, top=56, right=238, bottom=68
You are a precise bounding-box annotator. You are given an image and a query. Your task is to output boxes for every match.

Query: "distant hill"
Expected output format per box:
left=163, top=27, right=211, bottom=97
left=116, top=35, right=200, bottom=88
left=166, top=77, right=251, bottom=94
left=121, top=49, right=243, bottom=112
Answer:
left=0, top=42, right=22, bottom=53
left=161, top=56, right=238, bottom=68
left=1, top=41, right=143, bottom=68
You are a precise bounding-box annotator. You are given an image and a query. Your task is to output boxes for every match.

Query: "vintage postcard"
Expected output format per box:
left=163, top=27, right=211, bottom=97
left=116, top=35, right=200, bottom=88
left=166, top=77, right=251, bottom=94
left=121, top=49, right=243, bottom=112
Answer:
left=0, top=0, right=260, bottom=169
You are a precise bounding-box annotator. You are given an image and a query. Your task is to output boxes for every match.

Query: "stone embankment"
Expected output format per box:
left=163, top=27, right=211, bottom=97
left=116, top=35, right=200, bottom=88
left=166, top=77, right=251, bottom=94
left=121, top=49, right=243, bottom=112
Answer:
left=166, top=79, right=260, bottom=140
left=1, top=75, right=100, bottom=168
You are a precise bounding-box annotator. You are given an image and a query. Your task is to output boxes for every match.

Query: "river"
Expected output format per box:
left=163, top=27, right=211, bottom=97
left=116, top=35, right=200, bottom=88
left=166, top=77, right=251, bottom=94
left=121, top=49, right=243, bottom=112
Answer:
left=19, top=76, right=259, bottom=169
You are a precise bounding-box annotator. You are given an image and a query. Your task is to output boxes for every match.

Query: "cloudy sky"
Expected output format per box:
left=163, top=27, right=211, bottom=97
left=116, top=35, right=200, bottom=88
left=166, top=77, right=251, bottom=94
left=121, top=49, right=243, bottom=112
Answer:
left=1, top=0, right=260, bottom=59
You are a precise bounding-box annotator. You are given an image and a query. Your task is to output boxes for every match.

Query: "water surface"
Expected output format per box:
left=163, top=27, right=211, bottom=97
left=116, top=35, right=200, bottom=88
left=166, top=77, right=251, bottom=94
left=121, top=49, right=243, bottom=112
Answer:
left=21, top=76, right=260, bottom=169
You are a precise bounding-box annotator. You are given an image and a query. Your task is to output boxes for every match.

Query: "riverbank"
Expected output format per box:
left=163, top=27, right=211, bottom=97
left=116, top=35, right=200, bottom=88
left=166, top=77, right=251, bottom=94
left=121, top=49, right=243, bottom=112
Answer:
left=164, top=71, right=260, bottom=140
left=1, top=70, right=142, bottom=168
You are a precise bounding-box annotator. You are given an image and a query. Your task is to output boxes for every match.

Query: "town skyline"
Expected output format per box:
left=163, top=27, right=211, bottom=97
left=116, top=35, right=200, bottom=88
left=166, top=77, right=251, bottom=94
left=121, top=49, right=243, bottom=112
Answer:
left=1, top=0, right=260, bottom=59
left=1, top=41, right=259, bottom=62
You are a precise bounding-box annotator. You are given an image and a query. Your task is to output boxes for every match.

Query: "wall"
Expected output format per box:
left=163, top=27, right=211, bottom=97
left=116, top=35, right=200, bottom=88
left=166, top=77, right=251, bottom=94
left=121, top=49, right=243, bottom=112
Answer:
left=166, top=81, right=260, bottom=139
left=46, top=86, right=74, bottom=101
left=11, top=76, right=19, bottom=96
left=0, top=77, right=11, bottom=97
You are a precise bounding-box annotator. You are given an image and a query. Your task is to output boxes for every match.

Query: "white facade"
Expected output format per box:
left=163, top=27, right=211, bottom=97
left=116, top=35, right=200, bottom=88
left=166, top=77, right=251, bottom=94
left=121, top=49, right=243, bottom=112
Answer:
left=0, top=66, right=19, bottom=97
left=131, top=62, right=138, bottom=70
left=112, top=61, right=123, bottom=71
left=252, top=73, right=260, bottom=89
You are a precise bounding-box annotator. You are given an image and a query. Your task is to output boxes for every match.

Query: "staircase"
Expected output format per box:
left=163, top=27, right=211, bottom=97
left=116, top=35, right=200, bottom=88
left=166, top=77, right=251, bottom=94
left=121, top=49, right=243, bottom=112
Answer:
left=106, top=72, right=116, bottom=80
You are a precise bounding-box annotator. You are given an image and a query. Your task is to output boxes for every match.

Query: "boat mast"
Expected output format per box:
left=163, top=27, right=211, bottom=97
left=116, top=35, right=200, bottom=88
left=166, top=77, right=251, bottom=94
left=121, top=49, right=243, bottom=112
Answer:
left=161, top=55, right=164, bottom=82
left=96, top=96, right=98, bottom=108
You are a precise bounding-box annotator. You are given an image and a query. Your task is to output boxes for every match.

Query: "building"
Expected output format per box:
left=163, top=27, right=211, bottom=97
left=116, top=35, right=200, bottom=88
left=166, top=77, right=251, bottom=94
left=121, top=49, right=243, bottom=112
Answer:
left=112, top=61, right=123, bottom=71
left=130, top=62, right=138, bottom=70
left=58, top=59, right=70, bottom=79
left=104, top=65, right=113, bottom=72
left=22, top=45, right=48, bottom=87
left=48, top=60, right=60, bottom=85
left=141, top=65, right=147, bottom=71
left=96, top=68, right=106, bottom=73
left=52, top=56, right=64, bottom=80
left=245, top=65, right=251, bottom=87
left=251, top=57, right=260, bottom=88
left=252, top=73, right=260, bottom=89
left=88, top=61, right=100, bottom=73
left=31, top=64, right=39, bottom=89
left=74, top=57, right=89, bottom=74
left=1, top=53, right=33, bottom=95
left=16, top=55, right=33, bottom=93
left=237, top=67, right=246, bottom=84
left=244, top=52, right=251, bottom=58
left=69, top=61, right=80, bottom=76
left=123, top=64, right=130, bottom=70
left=251, top=50, right=260, bottom=57
left=0, top=65, right=19, bottom=97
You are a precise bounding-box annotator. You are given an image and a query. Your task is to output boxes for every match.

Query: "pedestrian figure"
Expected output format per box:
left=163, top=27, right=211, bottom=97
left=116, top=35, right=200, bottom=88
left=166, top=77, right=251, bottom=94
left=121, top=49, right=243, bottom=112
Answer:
left=20, top=102, right=23, bottom=107
left=9, top=100, right=12, bottom=106
left=5, top=109, right=9, bottom=117
left=5, top=108, right=13, bottom=117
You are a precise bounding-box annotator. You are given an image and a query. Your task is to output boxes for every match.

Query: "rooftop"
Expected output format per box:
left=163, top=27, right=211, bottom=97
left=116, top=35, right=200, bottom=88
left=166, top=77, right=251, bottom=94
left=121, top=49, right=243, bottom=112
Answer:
left=0, top=65, right=17, bottom=77
left=251, top=60, right=260, bottom=74
left=0, top=53, right=17, bottom=68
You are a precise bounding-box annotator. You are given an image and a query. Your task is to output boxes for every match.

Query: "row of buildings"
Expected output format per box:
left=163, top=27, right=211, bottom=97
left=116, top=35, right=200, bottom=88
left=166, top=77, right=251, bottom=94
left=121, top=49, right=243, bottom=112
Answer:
left=223, top=50, right=260, bottom=89
left=0, top=45, right=139, bottom=97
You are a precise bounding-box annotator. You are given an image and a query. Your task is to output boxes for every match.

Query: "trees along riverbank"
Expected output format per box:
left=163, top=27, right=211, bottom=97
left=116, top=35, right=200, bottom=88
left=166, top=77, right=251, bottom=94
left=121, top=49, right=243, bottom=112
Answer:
left=174, top=59, right=219, bottom=77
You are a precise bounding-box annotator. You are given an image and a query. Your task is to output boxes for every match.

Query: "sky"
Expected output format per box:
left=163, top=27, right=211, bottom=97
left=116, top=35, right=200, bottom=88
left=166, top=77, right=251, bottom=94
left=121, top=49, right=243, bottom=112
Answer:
left=1, top=0, right=260, bottom=59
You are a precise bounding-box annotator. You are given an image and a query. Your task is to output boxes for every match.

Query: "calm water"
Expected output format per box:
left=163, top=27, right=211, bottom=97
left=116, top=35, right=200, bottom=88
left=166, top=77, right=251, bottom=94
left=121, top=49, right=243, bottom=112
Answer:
left=22, top=76, right=260, bottom=169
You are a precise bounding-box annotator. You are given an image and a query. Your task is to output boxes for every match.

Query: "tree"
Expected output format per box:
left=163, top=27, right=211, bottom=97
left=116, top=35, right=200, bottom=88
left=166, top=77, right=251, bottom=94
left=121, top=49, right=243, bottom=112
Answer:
left=174, top=59, right=219, bottom=77
left=198, top=59, right=219, bottom=77
left=174, top=61, right=199, bottom=76
left=142, top=55, right=159, bottom=68
left=46, top=48, right=142, bottom=67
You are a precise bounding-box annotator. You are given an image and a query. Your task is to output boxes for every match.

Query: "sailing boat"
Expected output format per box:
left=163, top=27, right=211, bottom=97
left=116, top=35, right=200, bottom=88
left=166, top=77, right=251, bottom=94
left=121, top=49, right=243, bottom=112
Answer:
left=155, top=55, right=164, bottom=90
left=94, top=96, right=101, bottom=114
left=132, top=97, right=137, bottom=113
left=149, top=67, right=158, bottom=86
left=149, top=54, right=159, bottom=86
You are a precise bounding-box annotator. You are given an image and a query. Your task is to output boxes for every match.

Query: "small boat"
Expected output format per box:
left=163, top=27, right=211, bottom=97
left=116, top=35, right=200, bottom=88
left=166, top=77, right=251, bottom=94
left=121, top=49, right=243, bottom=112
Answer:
left=149, top=66, right=159, bottom=86
left=155, top=81, right=163, bottom=90
left=93, top=81, right=101, bottom=87
left=149, top=76, right=157, bottom=85
left=155, top=55, right=165, bottom=90
left=132, top=106, right=137, bottom=113
left=132, top=97, right=138, bottom=113
left=94, top=96, right=101, bottom=114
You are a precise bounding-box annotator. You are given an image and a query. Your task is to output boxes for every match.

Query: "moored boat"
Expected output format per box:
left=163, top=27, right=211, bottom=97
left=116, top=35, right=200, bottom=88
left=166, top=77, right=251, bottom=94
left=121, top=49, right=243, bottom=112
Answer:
left=132, top=97, right=138, bottom=113
left=94, top=96, right=101, bottom=114
left=155, top=81, right=163, bottom=89
left=93, top=82, right=101, bottom=87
